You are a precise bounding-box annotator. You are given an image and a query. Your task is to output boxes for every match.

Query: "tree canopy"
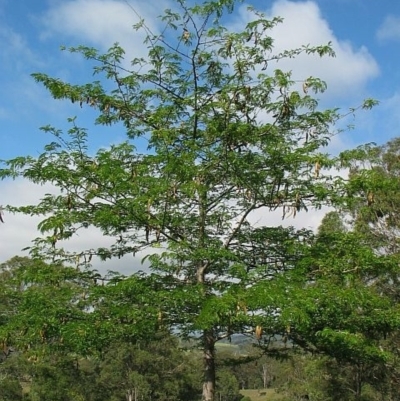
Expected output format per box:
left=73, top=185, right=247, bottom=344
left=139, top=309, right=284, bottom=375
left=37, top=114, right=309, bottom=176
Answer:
left=0, top=1, right=395, bottom=400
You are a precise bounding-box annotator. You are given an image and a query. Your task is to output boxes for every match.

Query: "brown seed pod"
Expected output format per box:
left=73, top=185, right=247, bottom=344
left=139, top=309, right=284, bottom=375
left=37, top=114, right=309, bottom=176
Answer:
left=367, top=191, right=374, bottom=206
left=245, top=189, right=252, bottom=201
left=236, top=301, right=247, bottom=315
left=183, top=29, right=190, bottom=41
left=314, top=161, right=321, bottom=178
left=255, top=325, right=263, bottom=339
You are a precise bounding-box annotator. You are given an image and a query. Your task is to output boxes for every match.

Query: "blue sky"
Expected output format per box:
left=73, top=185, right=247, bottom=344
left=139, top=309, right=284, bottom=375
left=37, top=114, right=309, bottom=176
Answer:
left=1, top=0, right=400, bottom=264
left=1, top=0, right=400, bottom=158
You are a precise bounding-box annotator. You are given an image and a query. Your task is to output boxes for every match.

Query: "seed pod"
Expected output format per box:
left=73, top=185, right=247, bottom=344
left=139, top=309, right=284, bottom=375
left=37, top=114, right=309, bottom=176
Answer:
left=226, top=38, right=232, bottom=54
left=302, top=82, right=309, bottom=94
left=183, top=29, right=190, bottom=41
left=66, top=194, right=73, bottom=210
left=314, top=161, right=321, bottom=178
left=367, top=191, right=374, bottom=206
left=255, top=325, right=262, bottom=339
left=236, top=301, right=247, bottom=315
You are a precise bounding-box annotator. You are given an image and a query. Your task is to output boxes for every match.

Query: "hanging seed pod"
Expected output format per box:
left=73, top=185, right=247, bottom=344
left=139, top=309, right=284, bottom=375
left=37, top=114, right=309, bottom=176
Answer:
left=183, top=29, right=190, bottom=41
left=255, top=325, right=263, bottom=339
left=302, top=82, right=309, bottom=94
left=367, top=191, right=374, bottom=206
left=262, top=60, right=268, bottom=71
left=226, top=38, right=232, bottom=54
left=66, top=194, right=73, bottom=210
left=314, top=161, right=321, bottom=178
left=236, top=301, right=247, bottom=315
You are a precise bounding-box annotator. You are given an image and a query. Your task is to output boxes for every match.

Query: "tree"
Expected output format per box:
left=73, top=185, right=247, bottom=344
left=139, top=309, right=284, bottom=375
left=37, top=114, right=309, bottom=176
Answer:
left=97, top=332, right=202, bottom=401
left=332, top=138, right=400, bottom=399
left=340, top=138, right=400, bottom=255
left=0, top=1, right=379, bottom=400
left=216, top=369, right=241, bottom=401
left=0, top=256, right=97, bottom=357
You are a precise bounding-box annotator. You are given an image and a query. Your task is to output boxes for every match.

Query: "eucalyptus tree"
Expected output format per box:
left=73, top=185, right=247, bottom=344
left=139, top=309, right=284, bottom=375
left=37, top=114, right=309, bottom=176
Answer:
left=0, top=0, right=379, bottom=399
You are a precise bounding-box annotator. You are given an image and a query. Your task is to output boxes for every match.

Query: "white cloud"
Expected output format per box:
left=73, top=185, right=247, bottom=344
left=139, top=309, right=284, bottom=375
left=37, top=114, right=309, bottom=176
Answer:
left=0, top=179, right=146, bottom=274
left=233, top=0, right=379, bottom=99
left=377, top=15, right=400, bottom=41
left=0, top=25, right=44, bottom=73
left=40, top=0, right=170, bottom=63
left=39, top=0, right=379, bottom=101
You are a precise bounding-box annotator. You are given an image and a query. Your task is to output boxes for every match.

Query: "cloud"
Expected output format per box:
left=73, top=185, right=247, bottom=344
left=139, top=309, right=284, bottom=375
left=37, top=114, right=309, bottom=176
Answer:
left=0, top=25, right=44, bottom=73
left=40, top=0, right=170, bottom=62
left=376, top=15, right=400, bottom=41
left=0, top=179, right=146, bottom=274
left=232, top=0, right=379, bottom=100
left=377, top=92, right=400, bottom=137
left=38, top=0, right=379, bottom=102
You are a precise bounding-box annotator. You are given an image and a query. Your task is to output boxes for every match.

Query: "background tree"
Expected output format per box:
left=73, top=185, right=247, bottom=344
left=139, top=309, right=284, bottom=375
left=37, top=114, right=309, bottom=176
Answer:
left=0, top=0, right=381, bottom=399
left=326, top=138, right=400, bottom=399
left=97, top=332, right=202, bottom=401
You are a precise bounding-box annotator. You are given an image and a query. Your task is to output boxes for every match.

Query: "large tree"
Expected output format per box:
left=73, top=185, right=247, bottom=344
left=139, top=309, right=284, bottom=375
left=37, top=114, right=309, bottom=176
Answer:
left=0, top=1, right=382, bottom=399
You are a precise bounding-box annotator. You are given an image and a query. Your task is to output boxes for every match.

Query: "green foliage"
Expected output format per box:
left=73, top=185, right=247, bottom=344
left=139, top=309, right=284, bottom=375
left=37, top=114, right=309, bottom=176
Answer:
left=0, top=0, right=384, bottom=399
left=95, top=332, right=202, bottom=401
left=0, top=378, right=23, bottom=401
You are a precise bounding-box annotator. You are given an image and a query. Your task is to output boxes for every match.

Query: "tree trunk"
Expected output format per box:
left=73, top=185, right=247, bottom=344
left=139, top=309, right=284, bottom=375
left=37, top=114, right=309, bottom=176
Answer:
left=126, top=389, right=133, bottom=401
left=202, top=329, right=216, bottom=401
left=262, top=364, right=268, bottom=389
left=354, top=365, right=363, bottom=401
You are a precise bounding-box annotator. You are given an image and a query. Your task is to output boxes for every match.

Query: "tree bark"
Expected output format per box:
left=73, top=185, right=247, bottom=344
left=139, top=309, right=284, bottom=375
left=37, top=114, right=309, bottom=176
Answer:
left=202, top=329, right=216, bottom=401
left=262, top=364, right=268, bottom=389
